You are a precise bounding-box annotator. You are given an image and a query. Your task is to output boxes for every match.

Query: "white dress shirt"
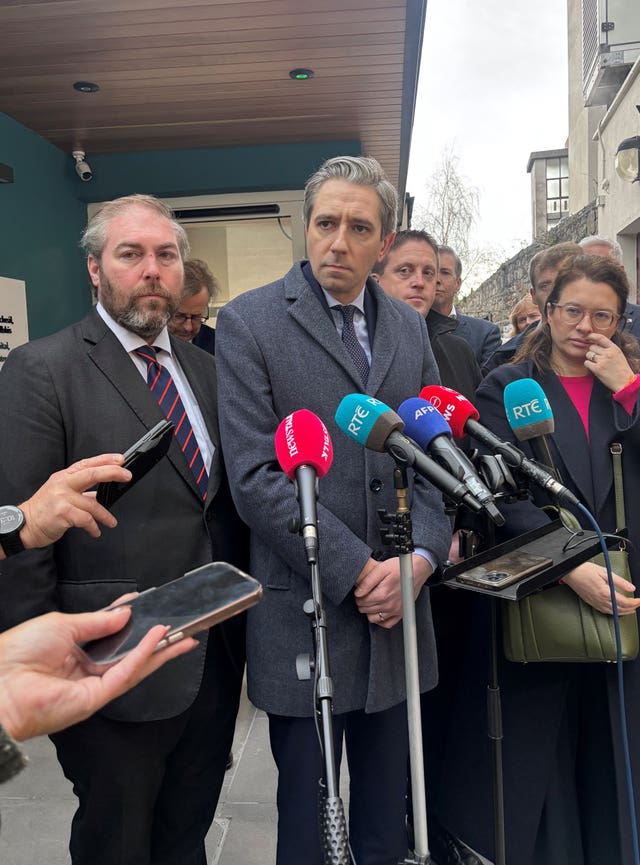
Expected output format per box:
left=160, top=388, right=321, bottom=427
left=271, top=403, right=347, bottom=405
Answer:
left=96, top=303, right=215, bottom=470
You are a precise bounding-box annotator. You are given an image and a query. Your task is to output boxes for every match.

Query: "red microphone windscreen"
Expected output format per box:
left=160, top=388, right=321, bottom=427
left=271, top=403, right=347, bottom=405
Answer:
left=419, top=385, right=479, bottom=439
left=274, top=410, right=333, bottom=479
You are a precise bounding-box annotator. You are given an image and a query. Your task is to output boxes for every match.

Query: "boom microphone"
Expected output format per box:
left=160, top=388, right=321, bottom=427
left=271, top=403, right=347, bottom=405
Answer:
left=420, top=385, right=580, bottom=508
left=397, top=397, right=504, bottom=526
left=334, top=394, right=483, bottom=513
left=274, top=409, right=333, bottom=563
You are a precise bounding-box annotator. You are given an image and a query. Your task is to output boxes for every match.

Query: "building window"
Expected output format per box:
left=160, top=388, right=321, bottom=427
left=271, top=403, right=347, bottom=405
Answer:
left=545, top=157, right=569, bottom=230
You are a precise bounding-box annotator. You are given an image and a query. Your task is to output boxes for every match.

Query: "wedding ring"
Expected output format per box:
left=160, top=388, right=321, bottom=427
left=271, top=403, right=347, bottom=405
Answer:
left=377, top=611, right=385, bottom=622
left=588, top=351, right=596, bottom=362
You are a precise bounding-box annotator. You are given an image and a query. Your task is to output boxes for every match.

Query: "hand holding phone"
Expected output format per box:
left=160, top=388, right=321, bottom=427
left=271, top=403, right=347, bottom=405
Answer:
left=79, top=562, right=262, bottom=666
left=96, top=420, right=174, bottom=509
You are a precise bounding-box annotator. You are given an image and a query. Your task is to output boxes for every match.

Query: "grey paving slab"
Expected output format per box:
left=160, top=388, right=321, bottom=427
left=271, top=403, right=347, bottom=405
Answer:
left=0, top=683, right=474, bottom=865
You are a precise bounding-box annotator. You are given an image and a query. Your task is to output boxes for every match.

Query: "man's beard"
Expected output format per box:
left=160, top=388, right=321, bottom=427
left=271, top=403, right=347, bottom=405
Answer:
left=99, top=273, right=177, bottom=340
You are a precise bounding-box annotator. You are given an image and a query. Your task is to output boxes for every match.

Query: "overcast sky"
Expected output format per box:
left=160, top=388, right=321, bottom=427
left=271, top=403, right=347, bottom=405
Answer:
left=407, top=0, right=569, bottom=258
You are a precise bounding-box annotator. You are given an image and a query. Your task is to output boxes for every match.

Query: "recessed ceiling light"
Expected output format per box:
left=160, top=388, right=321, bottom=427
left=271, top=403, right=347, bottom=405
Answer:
left=73, top=81, right=100, bottom=93
left=289, top=68, right=314, bottom=81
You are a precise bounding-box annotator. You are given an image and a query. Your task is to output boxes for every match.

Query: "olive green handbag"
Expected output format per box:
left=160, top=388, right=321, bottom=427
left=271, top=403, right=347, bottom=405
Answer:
left=502, top=443, right=639, bottom=663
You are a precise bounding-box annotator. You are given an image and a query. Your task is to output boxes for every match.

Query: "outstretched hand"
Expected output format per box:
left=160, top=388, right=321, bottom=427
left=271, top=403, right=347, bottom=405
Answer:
left=0, top=608, right=196, bottom=741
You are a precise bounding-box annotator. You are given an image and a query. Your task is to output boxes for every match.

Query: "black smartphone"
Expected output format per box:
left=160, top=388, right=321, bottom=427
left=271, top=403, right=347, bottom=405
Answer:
left=96, top=419, right=174, bottom=509
left=80, top=562, right=262, bottom=666
left=454, top=551, right=553, bottom=590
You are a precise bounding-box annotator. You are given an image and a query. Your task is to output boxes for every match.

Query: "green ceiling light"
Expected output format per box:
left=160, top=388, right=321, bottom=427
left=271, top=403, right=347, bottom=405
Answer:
left=289, top=68, right=314, bottom=80
left=615, top=136, right=640, bottom=183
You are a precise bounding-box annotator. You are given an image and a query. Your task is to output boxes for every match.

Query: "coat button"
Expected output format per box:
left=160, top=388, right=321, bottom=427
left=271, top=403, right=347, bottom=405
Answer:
left=369, top=478, right=383, bottom=493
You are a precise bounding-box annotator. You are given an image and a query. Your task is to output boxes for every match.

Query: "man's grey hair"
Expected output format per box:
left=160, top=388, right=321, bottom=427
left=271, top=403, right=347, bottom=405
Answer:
left=183, top=258, right=220, bottom=300
left=303, top=156, right=398, bottom=239
left=80, top=193, right=190, bottom=262
left=579, top=234, right=623, bottom=264
left=437, top=245, right=462, bottom=279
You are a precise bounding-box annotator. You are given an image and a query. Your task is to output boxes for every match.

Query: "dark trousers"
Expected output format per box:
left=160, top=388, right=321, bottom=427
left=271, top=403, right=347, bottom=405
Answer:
left=269, top=701, right=409, bottom=865
left=51, top=629, right=242, bottom=865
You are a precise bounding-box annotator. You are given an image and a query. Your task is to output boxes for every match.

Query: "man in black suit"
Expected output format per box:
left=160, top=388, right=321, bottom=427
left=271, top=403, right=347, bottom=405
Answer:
left=371, top=229, right=481, bottom=402
left=433, top=245, right=501, bottom=370
left=0, top=194, right=246, bottom=865
left=373, top=229, right=483, bottom=865
left=168, top=258, right=218, bottom=354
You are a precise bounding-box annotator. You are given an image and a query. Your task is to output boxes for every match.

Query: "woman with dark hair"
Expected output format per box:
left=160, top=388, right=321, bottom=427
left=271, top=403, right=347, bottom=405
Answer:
left=439, top=255, right=640, bottom=865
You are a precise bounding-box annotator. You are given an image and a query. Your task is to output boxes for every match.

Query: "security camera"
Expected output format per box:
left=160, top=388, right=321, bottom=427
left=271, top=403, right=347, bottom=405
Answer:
left=72, top=150, right=93, bottom=182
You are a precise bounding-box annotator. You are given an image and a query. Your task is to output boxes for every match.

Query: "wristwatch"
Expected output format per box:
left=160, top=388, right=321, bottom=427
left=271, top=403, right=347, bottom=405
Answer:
left=0, top=505, right=26, bottom=557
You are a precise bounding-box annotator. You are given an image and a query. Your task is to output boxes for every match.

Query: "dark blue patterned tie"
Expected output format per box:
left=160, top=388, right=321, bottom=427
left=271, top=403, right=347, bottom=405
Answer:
left=135, top=346, right=209, bottom=500
left=337, top=304, right=369, bottom=386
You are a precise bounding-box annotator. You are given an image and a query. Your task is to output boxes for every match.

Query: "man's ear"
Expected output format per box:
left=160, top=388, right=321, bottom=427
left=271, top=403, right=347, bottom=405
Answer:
left=378, top=231, right=396, bottom=261
left=87, top=255, right=100, bottom=289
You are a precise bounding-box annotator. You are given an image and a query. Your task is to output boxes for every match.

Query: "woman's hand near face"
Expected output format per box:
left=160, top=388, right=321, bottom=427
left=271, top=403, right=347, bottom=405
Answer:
left=584, top=332, right=635, bottom=393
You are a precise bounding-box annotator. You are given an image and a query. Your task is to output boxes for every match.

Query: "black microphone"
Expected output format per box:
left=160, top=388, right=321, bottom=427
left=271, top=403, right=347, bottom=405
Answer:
left=334, top=394, right=484, bottom=514
left=397, top=397, right=504, bottom=526
left=420, top=385, right=581, bottom=508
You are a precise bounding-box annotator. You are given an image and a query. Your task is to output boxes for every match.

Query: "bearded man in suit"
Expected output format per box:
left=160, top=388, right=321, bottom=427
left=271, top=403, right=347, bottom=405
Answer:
left=0, top=194, right=246, bottom=865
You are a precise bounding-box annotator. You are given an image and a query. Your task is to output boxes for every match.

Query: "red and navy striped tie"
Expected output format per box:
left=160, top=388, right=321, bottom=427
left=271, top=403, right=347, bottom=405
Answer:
left=135, top=346, right=209, bottom=500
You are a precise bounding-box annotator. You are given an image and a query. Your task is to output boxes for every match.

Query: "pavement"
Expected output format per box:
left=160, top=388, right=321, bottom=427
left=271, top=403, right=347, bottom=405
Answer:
left=0, top=680, right=488, bottom=864
left=0, top=680, right=339, bottom=865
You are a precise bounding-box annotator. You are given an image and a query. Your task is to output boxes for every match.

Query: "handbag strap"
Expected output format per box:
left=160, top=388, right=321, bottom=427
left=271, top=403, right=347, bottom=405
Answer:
left=611, top=442, right=625, bottom=532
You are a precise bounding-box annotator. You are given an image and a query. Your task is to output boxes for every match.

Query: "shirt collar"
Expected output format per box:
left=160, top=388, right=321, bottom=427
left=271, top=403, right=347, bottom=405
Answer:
left=96, top=302, right=172, bottom=356
left=323, top=285, right=367, bottom=315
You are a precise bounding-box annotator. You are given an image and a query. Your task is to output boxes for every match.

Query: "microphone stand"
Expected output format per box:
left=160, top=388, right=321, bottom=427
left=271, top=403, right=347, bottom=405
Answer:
left=379, top=466, right=435, bottom=865
left=291, top=503, right=350, bottom=865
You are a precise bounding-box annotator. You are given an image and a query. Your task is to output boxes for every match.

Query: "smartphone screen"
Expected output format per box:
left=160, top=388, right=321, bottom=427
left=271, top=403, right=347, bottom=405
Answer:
left=80, top=562, right=261, bottom=665
left=455, top=551, right=553, bottom=590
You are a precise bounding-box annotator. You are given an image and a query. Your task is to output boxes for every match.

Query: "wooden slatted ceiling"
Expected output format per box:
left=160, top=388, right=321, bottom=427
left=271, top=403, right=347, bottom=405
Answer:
left=0, top=0, right=411, bottom=189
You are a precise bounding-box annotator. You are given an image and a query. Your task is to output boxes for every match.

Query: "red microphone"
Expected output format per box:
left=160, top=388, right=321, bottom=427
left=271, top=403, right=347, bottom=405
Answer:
left=420, top=385, right=581, bottom=506
left=420, top=385, right=479, bottom=440
left=274, top=410, right=333, bottom=563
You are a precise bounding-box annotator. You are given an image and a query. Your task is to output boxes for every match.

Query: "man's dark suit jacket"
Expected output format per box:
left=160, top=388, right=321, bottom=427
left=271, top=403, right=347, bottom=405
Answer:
left=192, top=322, right=216, bottom=354
left=454, top=312, right=502, bottom=369
left=426, top=309, right=482, bottom=399
left=0, top=308, right=246, bottom=723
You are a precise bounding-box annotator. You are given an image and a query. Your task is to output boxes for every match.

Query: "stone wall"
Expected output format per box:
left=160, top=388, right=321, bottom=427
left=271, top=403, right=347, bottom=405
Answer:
left=458, top=200, right=598, bottom=333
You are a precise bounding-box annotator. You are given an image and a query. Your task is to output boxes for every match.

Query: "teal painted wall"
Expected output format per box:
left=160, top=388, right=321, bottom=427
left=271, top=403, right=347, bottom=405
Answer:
left=0, top=115, right=360, bottom=338
left=0, top=113, right=90, bottom=340
left=77, top=140, right=361, bottom=203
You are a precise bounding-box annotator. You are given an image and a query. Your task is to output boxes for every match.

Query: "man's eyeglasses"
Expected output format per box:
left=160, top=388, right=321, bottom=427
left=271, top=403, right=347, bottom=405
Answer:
left=548, top=302, right=620, bottom=330
left=172, top=313, right=209, bottom=325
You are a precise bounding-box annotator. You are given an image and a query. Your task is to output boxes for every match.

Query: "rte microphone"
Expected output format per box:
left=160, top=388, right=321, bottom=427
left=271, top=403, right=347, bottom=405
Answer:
left=274, top=409, right=333, bottom=563
left=503, top=379, right=558, bottom=477
left=334, top=393, right=483, bottom=513
left=420, top=385, right=580, bottom=508
left=397, top=397, right=504, bottom=526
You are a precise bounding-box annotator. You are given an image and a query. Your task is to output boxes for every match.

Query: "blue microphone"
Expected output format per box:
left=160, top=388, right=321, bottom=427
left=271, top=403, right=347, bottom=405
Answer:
left=334, top=394, right=483, bottom=513
left=398, top=398, right=504, bottom=526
